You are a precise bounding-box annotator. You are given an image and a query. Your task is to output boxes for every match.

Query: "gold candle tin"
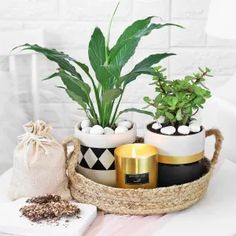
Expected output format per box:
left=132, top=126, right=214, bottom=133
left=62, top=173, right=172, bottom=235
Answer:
left=114, top=144, right=158, bottom=189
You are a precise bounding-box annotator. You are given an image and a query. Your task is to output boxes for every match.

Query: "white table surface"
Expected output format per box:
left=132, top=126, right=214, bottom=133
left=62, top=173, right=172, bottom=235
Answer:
left=153, top=158, right=236, bottom=236
left=0, top=170, right=97, bottom=236
left=1, top=158, right=236, bottom=236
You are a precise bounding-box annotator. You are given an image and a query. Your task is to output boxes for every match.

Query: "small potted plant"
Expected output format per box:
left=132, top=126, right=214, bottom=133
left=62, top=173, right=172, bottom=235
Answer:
left=128, top=66, right=213, bottom=186
left=15, top=6, right=181, bottom=186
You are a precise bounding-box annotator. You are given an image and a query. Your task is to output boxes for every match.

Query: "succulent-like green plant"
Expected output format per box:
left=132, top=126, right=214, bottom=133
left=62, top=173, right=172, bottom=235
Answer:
left=127, top=66, right=212, bottom=126
left=14, top=4, right=181, bottom=128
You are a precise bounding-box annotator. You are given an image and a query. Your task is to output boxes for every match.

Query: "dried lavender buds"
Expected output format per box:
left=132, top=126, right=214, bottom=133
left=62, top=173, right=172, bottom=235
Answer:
left=20, top=195, right=80, bottom=222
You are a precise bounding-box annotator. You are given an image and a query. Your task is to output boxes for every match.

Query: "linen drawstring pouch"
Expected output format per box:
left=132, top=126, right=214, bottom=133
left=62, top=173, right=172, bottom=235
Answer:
left=9, top=120, right=71, bottom=200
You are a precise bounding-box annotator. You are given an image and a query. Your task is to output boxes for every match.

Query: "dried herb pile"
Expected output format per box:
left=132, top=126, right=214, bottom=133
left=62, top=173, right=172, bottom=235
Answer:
left=20, top=195, right=80, bottom=222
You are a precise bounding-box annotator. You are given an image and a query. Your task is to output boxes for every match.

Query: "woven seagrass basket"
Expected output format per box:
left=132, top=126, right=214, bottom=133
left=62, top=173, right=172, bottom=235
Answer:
left=63, top=129, right=223, bottom=215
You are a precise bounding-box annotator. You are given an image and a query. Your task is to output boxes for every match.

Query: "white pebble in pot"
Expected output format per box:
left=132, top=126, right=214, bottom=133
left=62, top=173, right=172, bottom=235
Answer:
left=90, top=125, right=104, bottom=135
left=177, top=125, right=190, bottom=135
left=189, top=123, right=201, bottom=133
left=81, top=119, right=91, bottom=129
left=157, top=116, right=165, bottom=124
left=152, top=122, right=162, bottom=130
left=160, top=126, right=176, bottom=135
left=117, top=120, right=132, bottom=129
left=82, top=127, right=91, bottom=134
left=115, top=126, right=128, bottom=134
left=104, top=127, right=115, bottom=135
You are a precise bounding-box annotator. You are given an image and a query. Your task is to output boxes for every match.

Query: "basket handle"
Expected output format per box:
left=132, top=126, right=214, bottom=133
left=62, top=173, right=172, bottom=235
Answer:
left=62, top=136, right=80, bottom=177
left=205, top=129, right=223, bottom=167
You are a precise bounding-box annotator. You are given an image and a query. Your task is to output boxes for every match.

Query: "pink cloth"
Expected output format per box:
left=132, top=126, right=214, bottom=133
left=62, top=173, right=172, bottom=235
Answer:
left=85, top=212, right=164, bottom=236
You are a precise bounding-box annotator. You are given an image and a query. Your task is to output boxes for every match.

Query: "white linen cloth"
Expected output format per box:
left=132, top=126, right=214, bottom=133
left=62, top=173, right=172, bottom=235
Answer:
left=152, top=159, right=236, bottom=236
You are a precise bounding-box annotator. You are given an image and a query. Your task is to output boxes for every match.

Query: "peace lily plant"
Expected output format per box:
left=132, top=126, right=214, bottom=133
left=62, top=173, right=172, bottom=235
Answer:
left=15, top=6, right=180, bottom=131
left=14, top=4, right=181, bottom=186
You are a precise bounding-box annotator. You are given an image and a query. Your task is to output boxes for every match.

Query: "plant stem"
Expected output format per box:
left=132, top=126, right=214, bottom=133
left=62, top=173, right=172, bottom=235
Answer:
left=192, top=108, right=199, bottom=116
left=88, top=100, right=99, bottom=124
left=110, top=89, right=124, bottom=125
left=87, top=73, right=103, bottom=124
left=193, top=70, right=208, bottom=84
left=157, top=79, right=166, bottom=94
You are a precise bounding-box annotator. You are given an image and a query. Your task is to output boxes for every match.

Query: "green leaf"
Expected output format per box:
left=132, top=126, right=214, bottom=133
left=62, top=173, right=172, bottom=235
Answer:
left=88, top=27, right=121, bottom=89
left=154, top=94, right=163, bottom=104
left=73, top=61, right=90, bottom=76
left=118, top=108, right=154, bottom=117
left=133, top=53, right=175, bottom=73
left=165, top=111, right=175, bottom=121
left=102, top=88, right=122, bottom=103
left=120, top=53, right=174, bottom=85
left=106, top=1, right=120, bottom=53
left=88, top=27, right=109, bottom=85
left=109, top=17, right=152, bottom=69
left=169, top=97, right=178, bottom=107
left=43, top=72, right=60, bottom=81
left=89, top=27, right=106, bottom=71
left=58, top=70, right=90, bottom=104
left=66, top=89, right=87, bottom=110
left=143, top=96, right=151, bottom=103
left=15, top=44, right=82, bottom=78
left=56, top=85, right=66, bottom=89
left=204, top=90, right=211, bottom=98
left=176, top=109, right=183, bottom=121
left=19, top=43, right=97, bottom=91
left=98, top=65, right=120, bottom=89
left=109, top=18, right=181, bottom=71
left=144, top=23, right=183, bottom=35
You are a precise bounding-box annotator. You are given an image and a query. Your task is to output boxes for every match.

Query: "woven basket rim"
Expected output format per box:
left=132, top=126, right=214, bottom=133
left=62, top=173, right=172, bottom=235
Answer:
left=62, top=128, right=223, bottom=215
left=71, top=158, right=211, bottom=192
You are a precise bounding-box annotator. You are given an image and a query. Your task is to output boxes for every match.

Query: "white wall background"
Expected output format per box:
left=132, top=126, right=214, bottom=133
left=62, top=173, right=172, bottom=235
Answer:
left=0, top=0, right=236, bottom=172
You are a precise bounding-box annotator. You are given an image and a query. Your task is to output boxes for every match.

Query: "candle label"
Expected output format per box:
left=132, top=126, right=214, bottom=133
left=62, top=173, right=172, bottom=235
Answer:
left=125, top=173, right=149, bottom=185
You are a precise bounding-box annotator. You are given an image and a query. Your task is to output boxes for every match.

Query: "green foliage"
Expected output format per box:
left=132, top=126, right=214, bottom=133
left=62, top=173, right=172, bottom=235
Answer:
left=13, top=5, right=181, bottom=128
left=136, top=66, right=212, bottom=125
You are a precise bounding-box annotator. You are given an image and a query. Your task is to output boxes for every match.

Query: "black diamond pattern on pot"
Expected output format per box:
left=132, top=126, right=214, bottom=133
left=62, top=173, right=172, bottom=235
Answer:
left=108, top=161, right=115, bottom=170
left=98, top=149, right=115, bottom=170
left=108, top=148, right=115, bottom=170
left=80, top=145, right=89, bottom=155
left=78, top=145, right=116, bottom=170
left=92, top=160, right=107, bottom=170
left=91, top=147, right=106, bottom=158
left=80, top=156, right=90, bottom=169
left=83, top=148, right=98, bottom=168
left=109, top=148, right=115, bottom=155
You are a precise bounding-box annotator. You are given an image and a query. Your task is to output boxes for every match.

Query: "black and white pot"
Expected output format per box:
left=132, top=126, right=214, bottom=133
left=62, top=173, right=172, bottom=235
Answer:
left=144, top=123, right=206, bottom=187
left=74, top=122, right=137, bottom=186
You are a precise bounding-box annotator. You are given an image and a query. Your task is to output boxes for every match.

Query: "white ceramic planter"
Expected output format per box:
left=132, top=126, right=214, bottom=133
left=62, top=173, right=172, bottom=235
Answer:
left=74, top=122, right=137, bottom=187
left=144, top=123, right=206, bottom=186
left=144, top=125, right=205, bottom=164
